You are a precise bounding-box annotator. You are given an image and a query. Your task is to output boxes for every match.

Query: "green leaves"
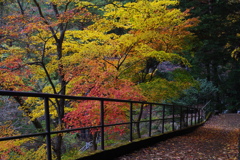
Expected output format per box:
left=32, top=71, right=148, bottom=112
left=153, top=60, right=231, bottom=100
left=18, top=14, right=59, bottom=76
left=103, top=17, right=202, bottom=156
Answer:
left=173, top=78, right=218, bottom=106
left=139, top=69, right=195, bottom=103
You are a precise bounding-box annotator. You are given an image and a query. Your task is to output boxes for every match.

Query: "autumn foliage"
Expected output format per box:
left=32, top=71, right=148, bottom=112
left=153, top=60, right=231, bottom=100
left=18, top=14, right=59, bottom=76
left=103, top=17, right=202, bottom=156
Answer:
left=0, top=0, right=200, bottom=159
left=64, top=69, right=146, bottom=134
left=0, top=122, right=29, bottom=160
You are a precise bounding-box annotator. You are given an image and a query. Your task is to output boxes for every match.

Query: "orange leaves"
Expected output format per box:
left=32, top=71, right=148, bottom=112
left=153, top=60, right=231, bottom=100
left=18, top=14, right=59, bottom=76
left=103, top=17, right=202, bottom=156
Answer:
left=57, top=7, right=94, bottom=24
left=0, top=51, right=32, bottom=91
left=70, top=65, right=145, bottom=100
left=63, top=61, right=146, bottom=134
left=0, top=122, right=24, bottom=160
left=0, top=55, right=22, bottom=69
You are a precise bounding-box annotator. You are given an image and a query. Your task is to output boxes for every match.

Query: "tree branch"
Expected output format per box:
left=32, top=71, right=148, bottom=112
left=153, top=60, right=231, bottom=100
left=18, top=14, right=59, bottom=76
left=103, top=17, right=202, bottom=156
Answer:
left=32, top=0, right=59, bottom=42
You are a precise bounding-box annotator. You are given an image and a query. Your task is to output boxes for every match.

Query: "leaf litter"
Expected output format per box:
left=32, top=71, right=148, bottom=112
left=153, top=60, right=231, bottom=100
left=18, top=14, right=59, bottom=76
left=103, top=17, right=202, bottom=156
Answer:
left=115, top=114, right=240, bottom=160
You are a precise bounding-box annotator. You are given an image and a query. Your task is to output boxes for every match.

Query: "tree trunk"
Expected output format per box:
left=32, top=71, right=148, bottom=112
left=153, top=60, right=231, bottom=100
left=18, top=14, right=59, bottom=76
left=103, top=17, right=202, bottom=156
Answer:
left=136, top=104, right=144, bottom=138
left=54, top=135, right=63, bottom=160
left=92, top=132, right=99, bottom=151
left=51, top=25, right=68, bottom=158
left=14, top=96, right=44, bottom=132
left=0, top=2, right=3, bottom=27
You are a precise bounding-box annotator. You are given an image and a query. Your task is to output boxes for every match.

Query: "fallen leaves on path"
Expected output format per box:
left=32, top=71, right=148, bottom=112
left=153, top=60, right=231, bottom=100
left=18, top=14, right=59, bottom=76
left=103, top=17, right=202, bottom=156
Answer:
left=115, top=114, right=240, bottom=160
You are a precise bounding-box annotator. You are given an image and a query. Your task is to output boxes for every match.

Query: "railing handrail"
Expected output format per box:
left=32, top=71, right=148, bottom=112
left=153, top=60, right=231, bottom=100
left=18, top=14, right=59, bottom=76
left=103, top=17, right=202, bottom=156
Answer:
left=0, top=90, right=180, bottom=106
left=0, top=90, right=206, bottom=160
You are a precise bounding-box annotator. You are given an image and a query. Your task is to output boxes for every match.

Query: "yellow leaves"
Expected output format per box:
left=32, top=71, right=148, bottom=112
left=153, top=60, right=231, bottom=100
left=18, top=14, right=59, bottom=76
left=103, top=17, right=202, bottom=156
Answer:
left=62, top=41, right=81, bottom=55
left=230, top=33, right=240, bottom=59
left=23, top=89, right=72, bottom=120
left=144, top=51, right=191, bottom=67
left=25, top=97, right=51, bottom=120
left=88, top=18, right=119, bottom=32
left=74, top=0, right=194, bottom=80
left=64, top=30, right=139, bottom=70
left=231, top=47, right=240, bottom=60
left=10, top=143, right=56, bottom=160
left=46, top=58, right=59, bottom=74
left=103, top=0, right=180, bottom=30
left=77, top=29, right=112, bottom=42
left=96, top=0, right=198, bottom=56
left=15, top=0, right=197, bottom=90
left=26, top=144, right=52, bottom=160
left=102, top=1, right=124, bottom=20
left=49, top=0, right=94, bottom=7
left=28, top=66, right=46, bottom=81
left=118, top=33, right=138, bottom=46
left=74, top=1, right=94, bottom=8
left=28, top=30, right=51, bottom=43
left=0, top=121, right=33, bottom=159
left=1, top=46, right=25, bottom=57
left=140, top=77, right=192, bottom=103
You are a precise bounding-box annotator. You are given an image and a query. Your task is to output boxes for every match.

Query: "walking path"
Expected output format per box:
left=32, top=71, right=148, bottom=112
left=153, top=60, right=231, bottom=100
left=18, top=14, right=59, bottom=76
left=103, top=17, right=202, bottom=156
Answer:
left=115, top=114, right=240, bottom=160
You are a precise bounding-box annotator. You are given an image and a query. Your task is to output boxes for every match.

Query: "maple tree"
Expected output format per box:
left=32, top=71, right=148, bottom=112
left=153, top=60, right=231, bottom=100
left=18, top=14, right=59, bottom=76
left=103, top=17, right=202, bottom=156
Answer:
left=83, top=0, right=198, bottom=83
left=0, top=0, right=97, bottom=159
left=61, top=58, right=146, bottom=149
left=61, top=0, right=199, bottom=151
left=63, top=65, right=146, bottom=150
left=62, top=0, right=199, bottom=103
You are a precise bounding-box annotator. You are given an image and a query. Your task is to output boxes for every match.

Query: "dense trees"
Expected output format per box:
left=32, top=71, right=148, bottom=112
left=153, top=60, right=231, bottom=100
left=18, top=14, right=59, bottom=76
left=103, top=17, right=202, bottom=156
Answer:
left=178, top=0, right=240, bottom=111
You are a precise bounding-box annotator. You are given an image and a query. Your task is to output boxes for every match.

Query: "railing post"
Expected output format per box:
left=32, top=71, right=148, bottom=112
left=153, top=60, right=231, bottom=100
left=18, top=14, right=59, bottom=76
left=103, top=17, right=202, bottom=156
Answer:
left=191, top=108, right=193, bottom=126
left=180, top=106, right=183, bottom=129
left=195, top=108, right=197, bottom=124
left=162, top=105, right=165, bottom=133
left=130, top=102, right=133, bottom=142
left=172, top=105, right=175, bottom=131
left=100, top=100, right=105, bottom=150
left=44, top=97, right=52, bottom=160
left=198, top=108, right=201, bottom=123
left=186, top=107, right=189, bottom=127
left=149, top=104, right=152, bottom=137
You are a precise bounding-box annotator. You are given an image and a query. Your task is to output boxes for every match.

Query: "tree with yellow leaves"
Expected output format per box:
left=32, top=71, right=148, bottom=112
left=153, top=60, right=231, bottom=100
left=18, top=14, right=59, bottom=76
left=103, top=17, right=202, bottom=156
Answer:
left=0, top=0, right=198, bottom=159
left=79, top=0, right=198, bottom=83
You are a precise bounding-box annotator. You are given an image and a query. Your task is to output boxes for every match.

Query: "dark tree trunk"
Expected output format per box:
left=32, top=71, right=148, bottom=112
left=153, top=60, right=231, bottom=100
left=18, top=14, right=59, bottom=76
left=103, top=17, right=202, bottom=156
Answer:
left=92, top=132, right=99, bottom=151
left=136, top=104, right=144, bottom=138
left=14, top=96, right=44, bottom=132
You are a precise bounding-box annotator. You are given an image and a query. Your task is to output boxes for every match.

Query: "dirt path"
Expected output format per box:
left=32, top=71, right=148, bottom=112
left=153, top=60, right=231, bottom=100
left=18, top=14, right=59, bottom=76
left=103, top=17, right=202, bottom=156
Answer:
left=115, top=114, right=240, bottom=160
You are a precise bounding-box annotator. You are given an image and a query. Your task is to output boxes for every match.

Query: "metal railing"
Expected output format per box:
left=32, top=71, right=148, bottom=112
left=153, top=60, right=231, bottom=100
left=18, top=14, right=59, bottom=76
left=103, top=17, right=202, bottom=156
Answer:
left=0, top=90, right=205, bottom=160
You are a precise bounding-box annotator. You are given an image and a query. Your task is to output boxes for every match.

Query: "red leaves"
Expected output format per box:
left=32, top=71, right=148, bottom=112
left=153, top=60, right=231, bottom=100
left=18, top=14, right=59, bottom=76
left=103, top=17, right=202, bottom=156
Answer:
left=0, top=53, right=33, bottom=91
left=64, top=77, right=145, bottom=134
left=1, top=56, right=22, bottom=70
left=63, top=60, right=146, bottom=135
